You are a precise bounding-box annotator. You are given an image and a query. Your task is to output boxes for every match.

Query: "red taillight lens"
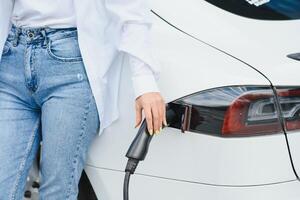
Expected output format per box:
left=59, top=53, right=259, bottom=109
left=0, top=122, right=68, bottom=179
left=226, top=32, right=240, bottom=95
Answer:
left=276, top=87, right=300, bottom=132
left=222, top=91, right=282, bottom=136
left=170, top=86, right=282, bottom=137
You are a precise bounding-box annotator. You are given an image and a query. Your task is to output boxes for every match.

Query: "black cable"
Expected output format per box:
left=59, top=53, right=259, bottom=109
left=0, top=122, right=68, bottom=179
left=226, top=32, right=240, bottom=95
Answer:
left=123, top=171, right=131, bottom=200
left=123, top=107, right=176, bottom=200
left=124, top=158, right=140, bottom=200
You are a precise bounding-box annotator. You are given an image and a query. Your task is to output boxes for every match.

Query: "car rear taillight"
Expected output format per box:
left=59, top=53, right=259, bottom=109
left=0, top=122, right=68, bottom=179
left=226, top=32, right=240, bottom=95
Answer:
left=276, top=87, right=300, bottom=132
left=169, top=86, right=282, bottom=137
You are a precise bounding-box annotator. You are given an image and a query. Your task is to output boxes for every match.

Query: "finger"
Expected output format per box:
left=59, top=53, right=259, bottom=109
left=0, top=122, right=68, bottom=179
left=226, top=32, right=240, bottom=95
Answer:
left=151, top=104, right=160, bottom=135
left=157, top=101, right=164, bottom=131
left=144, top=106, right=153, bottom=135
left=135, top=104, right=142, bottom=128
left=162, top=102, right=167, bottom=127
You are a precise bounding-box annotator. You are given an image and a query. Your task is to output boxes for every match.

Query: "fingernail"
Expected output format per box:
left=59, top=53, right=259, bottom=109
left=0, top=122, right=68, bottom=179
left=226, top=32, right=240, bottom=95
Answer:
left=155, top=130, right=160, bottom=134
left=163, top=120, right=168, bottom=126
left=134, top=124, right=138, bottom=128
left=160, top=127, right=162, bottom=132
left=149, top=129, right=153, bottom=135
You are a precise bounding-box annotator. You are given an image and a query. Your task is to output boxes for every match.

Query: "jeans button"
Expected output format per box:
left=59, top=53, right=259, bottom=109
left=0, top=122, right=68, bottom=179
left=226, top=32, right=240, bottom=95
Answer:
left=28, top=32, right=34, bottom=38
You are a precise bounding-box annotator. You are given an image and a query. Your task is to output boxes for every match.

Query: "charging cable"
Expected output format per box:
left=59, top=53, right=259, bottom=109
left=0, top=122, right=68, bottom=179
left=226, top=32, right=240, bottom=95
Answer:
left=123, top=107, right=176, bottom=200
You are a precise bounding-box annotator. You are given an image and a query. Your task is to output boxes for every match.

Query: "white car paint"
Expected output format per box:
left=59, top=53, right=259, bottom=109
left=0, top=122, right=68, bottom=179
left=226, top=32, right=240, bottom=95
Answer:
left=85, top=166, right=300, bottom=200
left=150, top=0, right=300, bottom=86
left=84, top=1, right=300, bottom=198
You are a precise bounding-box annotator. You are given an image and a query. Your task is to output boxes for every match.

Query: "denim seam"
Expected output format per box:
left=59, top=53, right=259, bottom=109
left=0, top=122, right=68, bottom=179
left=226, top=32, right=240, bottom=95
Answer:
left=9, top=117, right=40, bottom=200
left=48, top=32, right=78, bottom=41
left=46, top=39, right=83, bottom=63
left=31, top=45, right=39, bottom=92
left=1, top=41, right=11, bottom=56
left=24, top=46, right=30, bottom=88
left=65, top=94, right=93, bottom=199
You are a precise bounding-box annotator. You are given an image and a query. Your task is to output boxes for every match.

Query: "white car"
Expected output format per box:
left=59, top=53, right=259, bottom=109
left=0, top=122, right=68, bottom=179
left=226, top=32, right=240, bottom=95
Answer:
left=26, top=0, right=300, bottom=199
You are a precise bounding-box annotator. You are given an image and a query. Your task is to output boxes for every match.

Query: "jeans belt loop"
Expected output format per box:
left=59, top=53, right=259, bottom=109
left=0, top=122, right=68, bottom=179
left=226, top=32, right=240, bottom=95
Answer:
left=12, top=27, right=21, bottom=47
left=40, top=29, right=48, bottom=48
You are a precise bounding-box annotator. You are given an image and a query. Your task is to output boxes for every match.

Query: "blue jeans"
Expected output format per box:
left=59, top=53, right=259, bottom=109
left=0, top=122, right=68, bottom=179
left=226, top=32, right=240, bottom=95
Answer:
left=0, top=24, right=100, bottom=199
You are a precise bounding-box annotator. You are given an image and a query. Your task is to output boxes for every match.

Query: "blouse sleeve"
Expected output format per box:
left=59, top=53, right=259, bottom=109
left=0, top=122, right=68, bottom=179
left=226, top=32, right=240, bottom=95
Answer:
left=104, top=0, right=161, bottom=99
left=129, top=54, right=160, bottom=99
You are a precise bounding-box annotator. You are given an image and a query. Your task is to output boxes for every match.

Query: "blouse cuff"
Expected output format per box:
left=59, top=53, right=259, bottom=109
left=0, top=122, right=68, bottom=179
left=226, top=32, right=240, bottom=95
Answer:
left=119, top=21, right=161, bottom=99
left=131, top=74, right=160, bottom=99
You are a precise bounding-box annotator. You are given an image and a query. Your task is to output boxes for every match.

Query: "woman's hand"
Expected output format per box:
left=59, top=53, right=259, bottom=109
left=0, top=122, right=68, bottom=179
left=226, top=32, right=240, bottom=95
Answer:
left=135, top=92, right=167, bottom=135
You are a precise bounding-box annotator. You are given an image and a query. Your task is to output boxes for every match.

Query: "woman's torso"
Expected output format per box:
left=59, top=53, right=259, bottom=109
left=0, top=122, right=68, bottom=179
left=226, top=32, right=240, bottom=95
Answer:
left=11, top=0, right=76, bottom=28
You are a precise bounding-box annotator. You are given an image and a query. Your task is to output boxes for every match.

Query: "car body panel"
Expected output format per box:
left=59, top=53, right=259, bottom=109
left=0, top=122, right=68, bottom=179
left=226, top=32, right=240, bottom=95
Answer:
left=285, top=132, right=300, bottom=178
left=150, top=0, right=300, bottom=86
left=84, top=2, right=300, bottom=198
left=85, top=166, right=300, bottom=200
left=85, top=14, right=295, bottom=186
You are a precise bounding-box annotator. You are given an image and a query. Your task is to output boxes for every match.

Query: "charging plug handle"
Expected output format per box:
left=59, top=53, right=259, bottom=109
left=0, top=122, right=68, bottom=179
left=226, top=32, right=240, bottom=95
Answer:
left=126, top=119, right=153, bottom=162
left=126, top=108, right=176, bottom=162
left=125, top=107, right=176, bottom=175
left=123, top=106, right=176, bottom=200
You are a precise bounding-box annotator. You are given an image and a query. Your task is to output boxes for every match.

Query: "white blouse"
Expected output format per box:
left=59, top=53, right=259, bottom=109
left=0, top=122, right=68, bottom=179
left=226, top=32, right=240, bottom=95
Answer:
left=11, top=0, right=77, bottom=28
left=10, top=0, right=159, bottom=105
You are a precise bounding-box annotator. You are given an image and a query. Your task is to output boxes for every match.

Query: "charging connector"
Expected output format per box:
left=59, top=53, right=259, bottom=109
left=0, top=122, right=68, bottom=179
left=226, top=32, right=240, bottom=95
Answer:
left=123, top=106, right=176, bottom=200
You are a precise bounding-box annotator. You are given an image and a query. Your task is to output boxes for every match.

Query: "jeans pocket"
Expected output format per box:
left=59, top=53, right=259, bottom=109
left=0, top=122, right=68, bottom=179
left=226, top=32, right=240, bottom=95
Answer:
left=46, top=36, right=83, bottom=63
